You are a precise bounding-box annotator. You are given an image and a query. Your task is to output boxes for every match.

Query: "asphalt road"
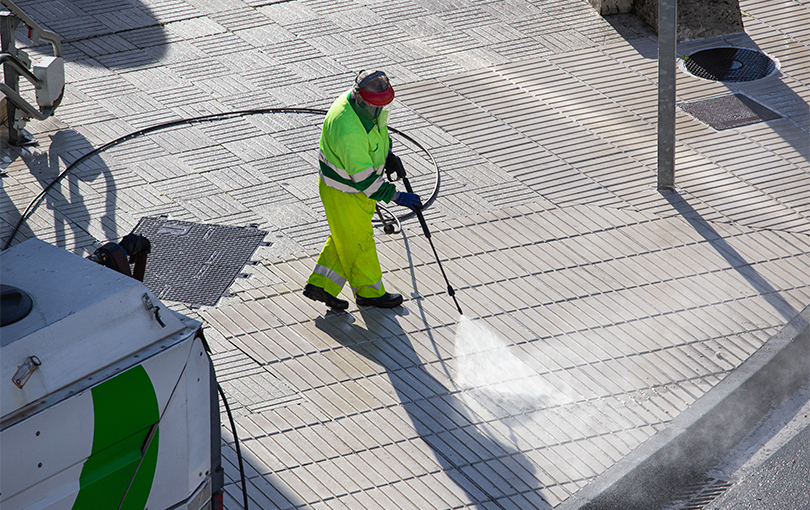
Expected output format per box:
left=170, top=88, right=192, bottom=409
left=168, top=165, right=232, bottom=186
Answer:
left=704, top=422, right=810, bottom=510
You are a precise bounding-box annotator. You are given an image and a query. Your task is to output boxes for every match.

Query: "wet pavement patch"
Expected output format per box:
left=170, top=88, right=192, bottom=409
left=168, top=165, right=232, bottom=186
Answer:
left=681, top=47, right=778, bottom=82
left=211, top=350, right=300, bottom=416
left=133, top=217, right=267, bottom=306
left=678, top=93, right=781, bottom=130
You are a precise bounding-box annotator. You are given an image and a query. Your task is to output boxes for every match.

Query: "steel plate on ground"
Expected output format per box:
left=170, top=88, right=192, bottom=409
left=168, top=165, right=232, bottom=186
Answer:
left=678, top=93, right=781, bottom=131
left=134, top=217, right=267, bottom=306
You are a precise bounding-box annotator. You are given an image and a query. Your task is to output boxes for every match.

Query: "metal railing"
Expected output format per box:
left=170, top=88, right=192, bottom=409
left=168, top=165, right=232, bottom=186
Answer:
left=1, top=0, right=63, bottom=145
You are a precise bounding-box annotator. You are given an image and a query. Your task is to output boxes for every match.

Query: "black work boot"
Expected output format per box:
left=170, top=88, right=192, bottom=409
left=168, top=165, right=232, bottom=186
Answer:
left=356, top=292, right=403, bottom=308
left=304, top=284, right=349, bottom=310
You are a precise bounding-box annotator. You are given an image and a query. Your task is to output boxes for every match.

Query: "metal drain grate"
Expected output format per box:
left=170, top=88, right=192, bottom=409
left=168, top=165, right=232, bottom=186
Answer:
left=133, top=217, right=267, bottom=306
left=678, top=93, right=780, bottom=130
left=681, top=47, right=778, bottom=82
left=664, top=477, right=734, bottom=510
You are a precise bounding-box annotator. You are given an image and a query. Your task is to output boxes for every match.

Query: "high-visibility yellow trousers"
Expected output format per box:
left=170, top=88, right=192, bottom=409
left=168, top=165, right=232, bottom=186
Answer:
left=307, top=177, right=387, bottom=299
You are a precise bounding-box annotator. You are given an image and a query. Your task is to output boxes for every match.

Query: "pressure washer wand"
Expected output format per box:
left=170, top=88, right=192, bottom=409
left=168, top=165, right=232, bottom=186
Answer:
left=401, top=173, right=463, bottom=315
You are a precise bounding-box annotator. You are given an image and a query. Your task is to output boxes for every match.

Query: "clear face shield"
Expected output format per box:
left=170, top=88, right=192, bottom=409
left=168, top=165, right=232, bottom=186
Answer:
left=354, top=98, right=383, bottom=121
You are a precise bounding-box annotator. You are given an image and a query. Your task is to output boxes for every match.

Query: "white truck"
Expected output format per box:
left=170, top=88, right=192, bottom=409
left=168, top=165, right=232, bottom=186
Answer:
left=1, top=239, right=223, bottom=510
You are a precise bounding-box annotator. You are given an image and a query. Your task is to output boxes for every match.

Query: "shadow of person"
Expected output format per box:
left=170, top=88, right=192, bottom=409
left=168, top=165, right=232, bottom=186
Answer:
left=314, top=306, right=549, bottom=509
left=1, top=128, right=117, bottom=252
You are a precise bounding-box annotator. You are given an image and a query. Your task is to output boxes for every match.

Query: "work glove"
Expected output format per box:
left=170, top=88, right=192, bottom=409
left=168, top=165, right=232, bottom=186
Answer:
left=392, top=191, right=422, bottom=210
left=385, top=152, right=405, bottom=181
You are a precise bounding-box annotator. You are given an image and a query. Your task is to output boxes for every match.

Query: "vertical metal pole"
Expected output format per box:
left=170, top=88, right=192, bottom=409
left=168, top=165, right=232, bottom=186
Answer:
left=657, top=0, right=677, bottom=190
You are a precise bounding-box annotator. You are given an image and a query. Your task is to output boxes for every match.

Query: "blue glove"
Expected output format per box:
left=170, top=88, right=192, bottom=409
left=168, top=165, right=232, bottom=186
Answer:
left=393, top=192, right=422, bottom=210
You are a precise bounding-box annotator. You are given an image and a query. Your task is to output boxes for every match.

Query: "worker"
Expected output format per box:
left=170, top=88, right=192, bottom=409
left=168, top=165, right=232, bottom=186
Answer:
left=304, top=70, right=422, bottom=310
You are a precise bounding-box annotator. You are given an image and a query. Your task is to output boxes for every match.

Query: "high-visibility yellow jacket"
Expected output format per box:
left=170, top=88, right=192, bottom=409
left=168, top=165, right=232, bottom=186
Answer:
left=318, top=91, right=397, bottom=203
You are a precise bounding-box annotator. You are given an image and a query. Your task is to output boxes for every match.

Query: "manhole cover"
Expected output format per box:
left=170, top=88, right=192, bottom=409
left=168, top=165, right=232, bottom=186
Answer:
left=133, top=217, right=267, bottom=306
left=681, top=47, right=778, bottom=82
left=679, top=93, right=780, bottom=130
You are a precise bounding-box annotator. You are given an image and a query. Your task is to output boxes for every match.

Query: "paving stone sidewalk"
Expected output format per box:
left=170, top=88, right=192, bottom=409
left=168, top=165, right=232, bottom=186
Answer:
left=1, top=0, right=809, bottom=508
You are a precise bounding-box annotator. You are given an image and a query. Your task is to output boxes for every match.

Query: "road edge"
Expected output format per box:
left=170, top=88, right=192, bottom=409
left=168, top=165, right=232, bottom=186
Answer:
left=558, top=303, right=810, bottom=509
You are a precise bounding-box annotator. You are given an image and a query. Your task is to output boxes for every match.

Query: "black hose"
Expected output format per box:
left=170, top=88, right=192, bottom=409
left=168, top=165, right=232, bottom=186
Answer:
left=2, top=108, right=441, bottom=250
left=217, top=384, right=249, bottom=510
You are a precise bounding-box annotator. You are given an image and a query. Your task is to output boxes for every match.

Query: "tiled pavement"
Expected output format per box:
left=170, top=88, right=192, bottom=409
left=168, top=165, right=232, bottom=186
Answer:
left=2, top=0, right=809, bottom=508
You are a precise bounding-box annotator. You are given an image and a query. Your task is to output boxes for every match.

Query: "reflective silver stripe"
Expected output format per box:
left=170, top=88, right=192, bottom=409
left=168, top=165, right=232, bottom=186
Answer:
left=350, top=165, right=376, bottom=183
left=362, top=166, right=386, bottom=198
left=319, top=167, right=361, bottom=193
left=351, top=279, right=383, bottom=294
left=313, top=263, right=347, bottom=287
left=319, top=151, right=351, bottom=180
left=320, top=150, right=380, bottom=184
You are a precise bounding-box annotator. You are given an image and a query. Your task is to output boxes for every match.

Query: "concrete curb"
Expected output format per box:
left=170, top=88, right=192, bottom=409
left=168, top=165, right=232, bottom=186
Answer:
left=558, top=304, right=810, bottom=510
